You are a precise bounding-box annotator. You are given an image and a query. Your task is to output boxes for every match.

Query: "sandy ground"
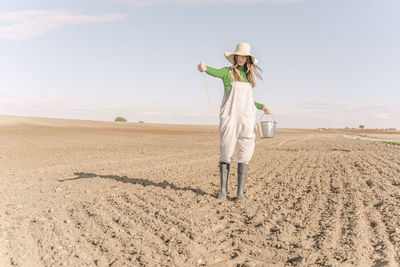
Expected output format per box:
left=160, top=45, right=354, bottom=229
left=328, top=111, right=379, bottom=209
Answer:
left=1, top=115, right=400, bottom=266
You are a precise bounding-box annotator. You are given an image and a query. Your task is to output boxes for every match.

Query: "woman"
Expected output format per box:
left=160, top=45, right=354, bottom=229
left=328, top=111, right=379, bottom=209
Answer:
left=198, top=42, right=271, bottom=201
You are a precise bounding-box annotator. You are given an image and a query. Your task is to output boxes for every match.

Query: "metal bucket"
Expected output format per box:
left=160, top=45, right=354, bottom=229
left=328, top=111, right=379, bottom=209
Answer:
left=256, top=114, right=277, bottom=138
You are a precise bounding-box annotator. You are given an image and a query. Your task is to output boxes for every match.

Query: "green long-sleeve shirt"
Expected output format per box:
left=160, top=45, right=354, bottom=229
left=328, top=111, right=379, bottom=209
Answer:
left=205, top=66, right=264, bottom=110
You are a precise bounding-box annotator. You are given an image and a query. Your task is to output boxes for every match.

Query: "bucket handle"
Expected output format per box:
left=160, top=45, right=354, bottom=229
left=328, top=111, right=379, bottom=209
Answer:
left=256, top=111, right=275, bottom=123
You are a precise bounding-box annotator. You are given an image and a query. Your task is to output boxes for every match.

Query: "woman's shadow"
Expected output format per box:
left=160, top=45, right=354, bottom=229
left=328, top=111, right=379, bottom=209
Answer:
left=59, top=172, right=212, bottom=197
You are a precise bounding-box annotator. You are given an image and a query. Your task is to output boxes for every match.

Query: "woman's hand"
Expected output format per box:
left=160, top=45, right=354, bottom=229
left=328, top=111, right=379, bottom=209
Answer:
left=198, top=62, right=207, bottom=72
left=262, top=105, right=271, bottom=114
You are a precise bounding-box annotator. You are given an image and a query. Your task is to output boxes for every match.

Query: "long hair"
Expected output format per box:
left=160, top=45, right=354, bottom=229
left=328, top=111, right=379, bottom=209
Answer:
left=230, top=55, right=262, bottom=88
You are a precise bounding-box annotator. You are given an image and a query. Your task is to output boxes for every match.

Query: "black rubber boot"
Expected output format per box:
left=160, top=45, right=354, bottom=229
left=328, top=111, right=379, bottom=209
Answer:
left=237, top=163, right=249, bottom=201
left=217, top=162, right=230, bottom=199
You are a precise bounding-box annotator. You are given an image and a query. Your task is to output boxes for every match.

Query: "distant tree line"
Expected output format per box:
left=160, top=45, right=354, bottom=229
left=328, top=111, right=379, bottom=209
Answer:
left=114, top=117, right=145, bottom=123
left=114, top=116, right=127, bottom=122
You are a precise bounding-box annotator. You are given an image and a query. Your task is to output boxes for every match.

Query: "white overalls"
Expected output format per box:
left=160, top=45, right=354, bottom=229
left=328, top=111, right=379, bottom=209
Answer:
left=219, top=71, right=257, bottom=164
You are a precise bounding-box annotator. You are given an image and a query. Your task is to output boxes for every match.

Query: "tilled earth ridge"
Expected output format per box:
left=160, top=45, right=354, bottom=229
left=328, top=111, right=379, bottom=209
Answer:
left=1, top=117, right=400, bottom=266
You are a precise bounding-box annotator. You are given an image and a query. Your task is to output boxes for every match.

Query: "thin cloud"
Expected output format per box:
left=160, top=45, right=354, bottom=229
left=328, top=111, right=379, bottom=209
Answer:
left=0, top=10, right=126, bottom=40
left=298, top=100, right=400, bottom=115
left=293, top=100, right=400, bottom=127
left=113, top=0, right=302, bottom=6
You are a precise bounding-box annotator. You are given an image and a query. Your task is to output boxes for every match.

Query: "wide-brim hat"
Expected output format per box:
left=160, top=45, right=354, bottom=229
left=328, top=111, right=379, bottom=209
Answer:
left=224, top=42, right=258, bottom=65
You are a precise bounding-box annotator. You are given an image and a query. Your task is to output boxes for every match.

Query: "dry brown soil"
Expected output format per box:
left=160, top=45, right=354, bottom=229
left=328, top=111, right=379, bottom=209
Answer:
left=1, top=115, right=400, bottom=266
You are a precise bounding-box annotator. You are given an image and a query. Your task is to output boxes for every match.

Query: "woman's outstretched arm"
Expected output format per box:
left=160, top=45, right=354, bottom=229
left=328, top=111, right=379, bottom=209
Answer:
left=205, top=66, right=229, bottom=79
left=198, top=62, right=228, bottom=79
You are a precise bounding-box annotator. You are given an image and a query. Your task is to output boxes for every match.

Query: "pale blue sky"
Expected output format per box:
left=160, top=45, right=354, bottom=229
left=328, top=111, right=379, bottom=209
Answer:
left=1, top=0, right=399, bottom=128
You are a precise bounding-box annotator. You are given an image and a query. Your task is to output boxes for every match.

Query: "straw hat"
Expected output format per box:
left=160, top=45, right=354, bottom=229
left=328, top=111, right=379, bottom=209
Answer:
left=224, top=42, right=258, bottom=65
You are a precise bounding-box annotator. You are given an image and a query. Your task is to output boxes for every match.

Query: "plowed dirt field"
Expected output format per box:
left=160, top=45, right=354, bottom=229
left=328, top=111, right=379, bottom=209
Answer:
left=1, top=115, right=399, bottom=266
